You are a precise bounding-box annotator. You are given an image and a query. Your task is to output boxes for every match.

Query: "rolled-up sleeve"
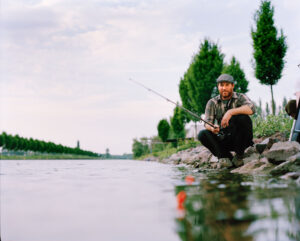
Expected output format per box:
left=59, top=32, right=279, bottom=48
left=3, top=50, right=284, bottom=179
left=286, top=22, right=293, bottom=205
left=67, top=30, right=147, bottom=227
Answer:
left=238, top=94, right=256, bottom=114
left=205, top=99, right=215, bottom=124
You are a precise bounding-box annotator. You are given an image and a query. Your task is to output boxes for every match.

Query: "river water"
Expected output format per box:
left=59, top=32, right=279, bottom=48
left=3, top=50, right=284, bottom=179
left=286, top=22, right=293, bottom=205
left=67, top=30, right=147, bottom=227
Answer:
left=0, top=159, right=299, bottom=241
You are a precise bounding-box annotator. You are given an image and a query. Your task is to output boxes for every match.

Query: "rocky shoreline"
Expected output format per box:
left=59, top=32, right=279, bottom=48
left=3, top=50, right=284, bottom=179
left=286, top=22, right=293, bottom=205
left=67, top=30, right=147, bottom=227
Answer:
left=143, top=133, right=300, bottom=183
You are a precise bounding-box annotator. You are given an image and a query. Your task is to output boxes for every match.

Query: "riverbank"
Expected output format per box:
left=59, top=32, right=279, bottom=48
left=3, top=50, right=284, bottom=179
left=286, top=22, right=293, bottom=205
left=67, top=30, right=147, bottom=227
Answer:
left=142, top=132, right=300, bottom=182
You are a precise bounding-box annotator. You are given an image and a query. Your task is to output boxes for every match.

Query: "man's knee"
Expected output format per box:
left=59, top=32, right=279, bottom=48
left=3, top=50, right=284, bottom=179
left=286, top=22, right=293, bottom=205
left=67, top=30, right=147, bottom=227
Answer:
left=230, top=114, right=252, bottom=127
left=198, top=129, right=210, bottom=142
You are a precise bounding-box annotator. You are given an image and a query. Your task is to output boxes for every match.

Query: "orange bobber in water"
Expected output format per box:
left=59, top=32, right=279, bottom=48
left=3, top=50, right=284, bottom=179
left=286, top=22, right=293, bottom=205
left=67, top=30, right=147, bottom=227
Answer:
left=176, top=190, right=186, bottom=210
left=185, top=175, right=195, bottom=185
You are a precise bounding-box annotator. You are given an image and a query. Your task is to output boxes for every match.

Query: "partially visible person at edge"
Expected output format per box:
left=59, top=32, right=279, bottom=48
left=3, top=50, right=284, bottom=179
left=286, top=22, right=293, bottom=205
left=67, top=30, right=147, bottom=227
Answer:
left=198, top=74, right=256, bottom=167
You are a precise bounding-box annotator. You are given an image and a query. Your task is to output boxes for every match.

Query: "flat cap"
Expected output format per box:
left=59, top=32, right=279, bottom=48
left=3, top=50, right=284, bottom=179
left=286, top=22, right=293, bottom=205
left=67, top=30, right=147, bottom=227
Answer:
left=216, top=74, right=234, bottom=84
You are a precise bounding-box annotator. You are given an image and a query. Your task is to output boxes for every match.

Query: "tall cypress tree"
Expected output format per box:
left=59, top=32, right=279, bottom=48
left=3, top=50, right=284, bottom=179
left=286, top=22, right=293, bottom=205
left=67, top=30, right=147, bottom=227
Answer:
left=180, top=39, right=224, bottom=116
left=223, top=56, right=249, bottom=93
left=251, top=0, right=287, bottom=115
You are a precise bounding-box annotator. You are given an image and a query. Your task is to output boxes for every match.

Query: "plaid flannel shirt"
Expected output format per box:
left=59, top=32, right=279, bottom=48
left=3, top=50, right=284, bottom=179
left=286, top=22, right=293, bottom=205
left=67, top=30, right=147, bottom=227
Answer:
left=204, top=92, right=256, bottom=126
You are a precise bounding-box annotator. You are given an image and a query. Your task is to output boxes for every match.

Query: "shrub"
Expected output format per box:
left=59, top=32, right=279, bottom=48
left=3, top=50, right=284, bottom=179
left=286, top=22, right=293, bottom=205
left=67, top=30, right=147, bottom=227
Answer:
left=252, top=113, right=293, bottom=138
left=157, top=119, right=170, bottom=142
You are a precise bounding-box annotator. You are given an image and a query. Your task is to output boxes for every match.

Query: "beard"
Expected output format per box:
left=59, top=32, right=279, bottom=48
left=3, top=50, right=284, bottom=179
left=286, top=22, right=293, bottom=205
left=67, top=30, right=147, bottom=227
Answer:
left=220, top=90, right=233, bottom=99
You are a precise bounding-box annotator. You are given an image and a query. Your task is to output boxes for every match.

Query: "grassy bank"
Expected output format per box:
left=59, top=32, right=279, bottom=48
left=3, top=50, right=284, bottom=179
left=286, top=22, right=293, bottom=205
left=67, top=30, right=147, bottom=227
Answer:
left=138, top=139, right=201, bottom=161
left=137, top=113, right=293, bottom=161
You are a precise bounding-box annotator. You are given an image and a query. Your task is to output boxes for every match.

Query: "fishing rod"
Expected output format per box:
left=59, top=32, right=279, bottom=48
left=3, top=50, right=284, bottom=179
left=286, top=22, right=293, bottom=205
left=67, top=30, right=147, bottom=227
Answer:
left=129, top=78, right=215, bottom=128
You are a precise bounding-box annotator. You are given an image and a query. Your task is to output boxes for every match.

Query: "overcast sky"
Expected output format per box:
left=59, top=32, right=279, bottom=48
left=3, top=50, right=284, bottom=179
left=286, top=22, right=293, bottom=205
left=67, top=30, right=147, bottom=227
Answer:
left=1, top=0, right=299, bottom=154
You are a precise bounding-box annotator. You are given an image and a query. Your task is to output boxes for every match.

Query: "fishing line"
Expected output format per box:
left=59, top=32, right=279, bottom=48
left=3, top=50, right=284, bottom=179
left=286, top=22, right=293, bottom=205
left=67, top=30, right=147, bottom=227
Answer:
left=129, top=78, right=215, bottom=128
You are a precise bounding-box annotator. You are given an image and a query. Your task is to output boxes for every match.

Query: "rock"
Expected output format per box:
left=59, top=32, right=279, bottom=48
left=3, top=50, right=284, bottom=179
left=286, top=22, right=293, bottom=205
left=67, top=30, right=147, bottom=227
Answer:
left=231, top=155, right=244, bottom=167
left=270, top=153, right=300, bottom=176
left=255, top=137, right=277, bottom=154
left=173, top=158, right=181, bottom=165
left=244, top=146, right=257, bottom=157
left=270, top=132, right=288, bottom=142
left=280, top=172, right=300, bottom=180
left=168, top=153, right=181, bottom=164
left=159, top=158, right=173, bottom=164
left=253, top=132, right=287, bottom=146
left=287, top=152, right=300, bottom=164
left=243, top=153, right=260, bottom=164
left=264, top=141, right=300, bottom=163
left=253, top=137, right=264, bottom=144
left=231, top=158, right=274, bottom=174
left=216, top=158, right=233, bottom=169
left=198, top=148, right=212, bottom=162
left=210, top=155, right=218, bottom=163
left=193, top=162, right=201, bottom=168
left=144, top=156, right=159, bottom=162
left=190, top=146, right=205, bottom=154
left=180, top=153, right=195, bottom=164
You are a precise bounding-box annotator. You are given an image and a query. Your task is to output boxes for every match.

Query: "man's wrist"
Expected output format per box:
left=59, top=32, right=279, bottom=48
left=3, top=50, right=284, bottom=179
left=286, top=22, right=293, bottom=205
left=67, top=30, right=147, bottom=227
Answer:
left=227, top=109, right=234, bottom=116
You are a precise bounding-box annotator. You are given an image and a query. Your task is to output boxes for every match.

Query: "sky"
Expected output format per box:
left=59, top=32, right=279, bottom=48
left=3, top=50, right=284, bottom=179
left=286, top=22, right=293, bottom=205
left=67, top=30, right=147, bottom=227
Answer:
left=1, top=0, right=300, bottom=155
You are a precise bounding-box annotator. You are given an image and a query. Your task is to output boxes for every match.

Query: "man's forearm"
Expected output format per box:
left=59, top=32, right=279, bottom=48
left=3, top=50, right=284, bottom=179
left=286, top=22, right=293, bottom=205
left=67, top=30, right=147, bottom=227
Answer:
left=228, top=105, right=253, bottom=116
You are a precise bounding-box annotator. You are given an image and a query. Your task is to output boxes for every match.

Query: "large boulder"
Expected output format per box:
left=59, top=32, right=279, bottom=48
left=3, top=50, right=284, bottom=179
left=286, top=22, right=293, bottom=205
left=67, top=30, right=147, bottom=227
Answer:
left=264, top=141, right=300, bottom=163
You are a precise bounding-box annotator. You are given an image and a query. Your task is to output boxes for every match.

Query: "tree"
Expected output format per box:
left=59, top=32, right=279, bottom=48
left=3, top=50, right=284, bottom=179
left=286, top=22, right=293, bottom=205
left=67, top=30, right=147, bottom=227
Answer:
left=282, top=97, right=287, bottom=109
left=105, top=148, right=110, bottom=159
left=157, top=119, right=170, bottom=142
left=132, top=138, right=149, bottom=159
left=282, top=97, right=288, bottom=116
left=170, top=106, right=185, bottom=139
left=179, top=73, right=195, bottom=123
left=266, top=102, right=270, bottom=116
left=251, top=0, right=287, bottom=115
left=5, top=134, right=14, bottom=150
left=180, top=39, right=224, bottom=116
left=0, top=133, right=3, bottom=147
left=253, top=99, right=263, bottom=118
left=223, top=56, right=249, bottom=93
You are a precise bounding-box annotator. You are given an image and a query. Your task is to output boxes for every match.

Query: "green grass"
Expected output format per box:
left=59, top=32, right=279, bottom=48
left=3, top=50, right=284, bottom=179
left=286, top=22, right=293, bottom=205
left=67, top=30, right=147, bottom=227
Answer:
left=138, top=139, right=201, bottom=160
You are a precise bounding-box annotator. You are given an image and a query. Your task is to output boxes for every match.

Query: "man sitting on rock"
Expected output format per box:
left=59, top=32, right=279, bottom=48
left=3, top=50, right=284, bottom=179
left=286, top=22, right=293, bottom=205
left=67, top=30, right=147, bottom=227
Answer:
left=198, top=74, right=256, bottom=167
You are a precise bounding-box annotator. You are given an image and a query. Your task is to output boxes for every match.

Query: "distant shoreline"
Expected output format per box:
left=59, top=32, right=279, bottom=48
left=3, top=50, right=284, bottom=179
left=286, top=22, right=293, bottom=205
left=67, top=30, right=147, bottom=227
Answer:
left=0, top=154, right=100, bottom=160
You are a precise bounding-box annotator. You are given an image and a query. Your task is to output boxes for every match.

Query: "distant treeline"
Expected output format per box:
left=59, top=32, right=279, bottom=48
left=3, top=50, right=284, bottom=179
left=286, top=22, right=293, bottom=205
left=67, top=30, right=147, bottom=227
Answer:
left=0, top=132, right=99, bottom=157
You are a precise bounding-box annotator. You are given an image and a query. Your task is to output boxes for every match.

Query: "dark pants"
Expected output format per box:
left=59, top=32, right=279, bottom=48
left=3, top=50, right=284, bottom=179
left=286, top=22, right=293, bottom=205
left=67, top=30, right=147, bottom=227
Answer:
left=198, top=115, right=254, bottom=158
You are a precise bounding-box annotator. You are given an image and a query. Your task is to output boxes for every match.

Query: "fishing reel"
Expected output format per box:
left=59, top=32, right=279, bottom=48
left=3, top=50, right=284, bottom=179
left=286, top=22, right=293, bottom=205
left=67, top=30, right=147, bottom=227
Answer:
left=216, top=129, right=231, bottom=142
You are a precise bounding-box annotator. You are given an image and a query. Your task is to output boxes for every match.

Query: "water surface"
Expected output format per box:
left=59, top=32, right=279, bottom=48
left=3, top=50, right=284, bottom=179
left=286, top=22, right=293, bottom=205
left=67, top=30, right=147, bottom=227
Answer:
left=1, top=159, right=299, bottom=241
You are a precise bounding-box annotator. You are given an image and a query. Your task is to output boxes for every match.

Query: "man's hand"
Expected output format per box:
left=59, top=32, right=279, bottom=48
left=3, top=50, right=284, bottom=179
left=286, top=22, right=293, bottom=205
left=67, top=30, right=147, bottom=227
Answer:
left=221, top=110, right=232, bottom=128
left=205, top=123, right=220, bottom=134
left=211, top=125, right=220, bottom=134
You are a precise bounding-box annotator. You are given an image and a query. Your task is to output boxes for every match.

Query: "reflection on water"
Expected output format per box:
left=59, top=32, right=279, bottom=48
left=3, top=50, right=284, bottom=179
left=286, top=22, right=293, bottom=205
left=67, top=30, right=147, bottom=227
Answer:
left=175, top=171, right=300, bottom=241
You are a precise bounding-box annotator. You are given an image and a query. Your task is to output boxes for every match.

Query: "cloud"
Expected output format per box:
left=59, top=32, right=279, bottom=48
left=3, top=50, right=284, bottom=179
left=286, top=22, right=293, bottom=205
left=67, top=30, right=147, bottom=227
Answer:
left=1, top=0, right=300, bottom=153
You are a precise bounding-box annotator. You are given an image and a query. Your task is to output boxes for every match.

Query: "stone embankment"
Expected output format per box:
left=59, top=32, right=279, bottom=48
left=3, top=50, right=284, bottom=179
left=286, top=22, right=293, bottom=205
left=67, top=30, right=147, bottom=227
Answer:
left=143, top=133, right=300, bottom=183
